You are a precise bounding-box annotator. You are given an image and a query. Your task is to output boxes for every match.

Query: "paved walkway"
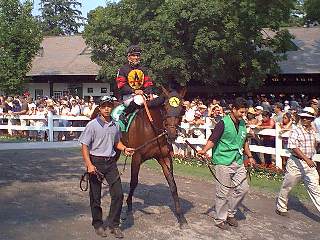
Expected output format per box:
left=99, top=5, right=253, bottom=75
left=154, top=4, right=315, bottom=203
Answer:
left=0, top=141, right=80, bottom=150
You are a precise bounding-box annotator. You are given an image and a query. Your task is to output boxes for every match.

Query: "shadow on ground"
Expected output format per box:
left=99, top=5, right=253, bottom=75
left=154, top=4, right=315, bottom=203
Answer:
left=0, top=149, right=193, bottom=236
left=1, top=148, right=319, bottom=240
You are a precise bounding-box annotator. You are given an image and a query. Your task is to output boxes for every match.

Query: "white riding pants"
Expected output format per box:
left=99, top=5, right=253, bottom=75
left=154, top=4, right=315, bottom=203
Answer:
left=123, top=94, right=158, bottom=107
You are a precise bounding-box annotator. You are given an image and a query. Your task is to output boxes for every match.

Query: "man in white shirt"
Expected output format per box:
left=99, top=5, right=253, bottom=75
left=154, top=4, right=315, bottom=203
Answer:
left=276, top=107, right=320, bottom=216
left=83, top=101, right=96, bottom=118
left=70, top=98, right=81, bottom=139
left=182, top=101, right=195, bottom=123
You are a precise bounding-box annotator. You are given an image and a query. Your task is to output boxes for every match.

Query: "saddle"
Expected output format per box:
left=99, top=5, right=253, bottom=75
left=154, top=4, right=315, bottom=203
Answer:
left=111, top=104, right=138, bottom=132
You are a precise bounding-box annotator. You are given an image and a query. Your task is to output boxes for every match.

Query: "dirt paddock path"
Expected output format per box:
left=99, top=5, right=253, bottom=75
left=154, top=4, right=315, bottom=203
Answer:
left=0, top=148, right=319, bottom=240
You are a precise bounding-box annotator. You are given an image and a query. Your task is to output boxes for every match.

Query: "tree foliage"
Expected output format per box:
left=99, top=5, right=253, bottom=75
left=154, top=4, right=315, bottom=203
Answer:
left=39, top=0, right=85, bottom=35
left=304, top=0, right=320, bottom=23
left=283, top=0, right=305, bottom=26
left=84, top=0, right=296, bottom=89
left=0, top=0, right=42, bottom=94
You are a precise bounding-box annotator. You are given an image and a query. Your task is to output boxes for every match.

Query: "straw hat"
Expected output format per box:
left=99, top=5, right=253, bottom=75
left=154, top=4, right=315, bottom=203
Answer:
left=199, top=104, right=207, bottom=109
left=247, top=107, right=256, bottom=114
left=298, top=107, right=315, bottom=118
left=61, top=100, right=68, bottom=105
left=194, top=111, right=202, bottom=118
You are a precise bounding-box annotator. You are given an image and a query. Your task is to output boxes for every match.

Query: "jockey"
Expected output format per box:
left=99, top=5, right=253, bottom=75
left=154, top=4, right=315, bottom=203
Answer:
left=116, top=45, right=155, bottom=124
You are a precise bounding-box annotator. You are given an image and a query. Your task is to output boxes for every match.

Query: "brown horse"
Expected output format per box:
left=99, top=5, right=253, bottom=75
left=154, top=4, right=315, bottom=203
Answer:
left=120, top=87, right=188, bottom=228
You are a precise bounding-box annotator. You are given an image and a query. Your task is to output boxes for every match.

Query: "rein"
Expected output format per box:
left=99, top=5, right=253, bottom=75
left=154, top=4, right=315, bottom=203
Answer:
left=183, top=139, right=251, bottom=189
left=143, top=96, right=153, bottom=123
left=135, top=131, right=167, bottom=152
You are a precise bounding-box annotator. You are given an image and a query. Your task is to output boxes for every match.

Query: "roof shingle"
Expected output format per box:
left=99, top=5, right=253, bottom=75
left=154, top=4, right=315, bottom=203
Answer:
left=264, top=27, right=320, bottom=74
left=28, top=27, right=320, bottom=76
left=27, top=35, right=100, bottom=76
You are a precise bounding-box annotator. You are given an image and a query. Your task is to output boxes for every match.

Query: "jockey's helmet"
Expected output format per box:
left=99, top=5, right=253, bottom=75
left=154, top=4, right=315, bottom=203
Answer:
left=127, top=45, right=141, bottom=56
left=127, top=45, right=141, bottom=66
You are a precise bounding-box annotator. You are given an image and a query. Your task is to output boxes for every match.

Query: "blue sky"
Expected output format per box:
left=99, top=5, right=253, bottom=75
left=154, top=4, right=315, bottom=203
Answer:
left=32, top=0, right=108, bottom=18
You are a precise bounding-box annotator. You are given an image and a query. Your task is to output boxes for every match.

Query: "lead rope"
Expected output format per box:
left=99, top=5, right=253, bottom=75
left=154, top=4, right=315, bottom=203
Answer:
left=180, top=136, right=251, bottom=189
left=80, top=154, right=129, bottom=192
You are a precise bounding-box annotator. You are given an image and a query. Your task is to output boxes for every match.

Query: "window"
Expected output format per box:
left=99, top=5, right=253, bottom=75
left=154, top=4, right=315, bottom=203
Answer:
left=101, top=88, right=108, bottom=93
left=35, top=89, right=43, bottom=97
left=53, top=91, right=63, bottom=99
left=87, top=88, right=93, bottom=93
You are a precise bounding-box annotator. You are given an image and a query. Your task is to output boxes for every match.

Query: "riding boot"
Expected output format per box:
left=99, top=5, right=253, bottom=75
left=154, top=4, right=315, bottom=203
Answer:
left=119, top=102, right=140, bottom=124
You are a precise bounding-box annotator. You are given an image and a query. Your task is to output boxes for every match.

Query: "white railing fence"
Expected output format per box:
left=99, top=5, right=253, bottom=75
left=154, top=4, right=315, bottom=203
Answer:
left=175, top=122, right=292, bottom=169
left=1, top=114, right=319, bottom=169
left=173, top=121, right=319, bottom=169
left=0, top=112, right=89, bottom=142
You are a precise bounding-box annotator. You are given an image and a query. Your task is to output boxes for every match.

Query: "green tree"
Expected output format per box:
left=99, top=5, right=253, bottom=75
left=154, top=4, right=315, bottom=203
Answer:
left=0, top=0, right=42, bottom=94
left=84, top=0, right=296, bottom=89
left=39, top=0, right=85, bottom=35
left=304, top=0, right=320, bottom=23
left=283, top=0, right=305, bottom=26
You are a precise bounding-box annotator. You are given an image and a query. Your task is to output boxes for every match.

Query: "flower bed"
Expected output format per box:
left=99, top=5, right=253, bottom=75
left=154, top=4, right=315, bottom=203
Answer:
left=172, top=154, right=285, bottom=181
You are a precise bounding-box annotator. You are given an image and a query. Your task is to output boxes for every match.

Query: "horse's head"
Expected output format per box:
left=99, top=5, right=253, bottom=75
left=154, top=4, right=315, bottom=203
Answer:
left=161, top=86, right=186, bottom=143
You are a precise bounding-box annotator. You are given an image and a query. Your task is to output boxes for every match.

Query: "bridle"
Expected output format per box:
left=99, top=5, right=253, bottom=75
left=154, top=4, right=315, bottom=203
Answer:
left=163, top=117, right=180, bottom=131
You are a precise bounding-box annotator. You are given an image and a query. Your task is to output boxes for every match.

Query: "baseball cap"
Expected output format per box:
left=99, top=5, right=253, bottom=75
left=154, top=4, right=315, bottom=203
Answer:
left=99, top=96, right=117, bottom=106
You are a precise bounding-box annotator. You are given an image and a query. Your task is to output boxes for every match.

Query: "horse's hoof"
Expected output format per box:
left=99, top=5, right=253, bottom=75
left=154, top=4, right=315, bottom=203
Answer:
left=120, top=211, right=128, bottom=220
left=126, top=206, right=133, bottom=213
left=120, top=210, right=134, bottom=228
left=179, top=218, right=189, bottom=229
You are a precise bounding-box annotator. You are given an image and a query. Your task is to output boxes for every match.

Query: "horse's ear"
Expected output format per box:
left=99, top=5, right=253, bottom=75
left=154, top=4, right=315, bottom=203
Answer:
left=161, top=85, right=170, bottom=97
left=179, top=86, right=187, bottom=99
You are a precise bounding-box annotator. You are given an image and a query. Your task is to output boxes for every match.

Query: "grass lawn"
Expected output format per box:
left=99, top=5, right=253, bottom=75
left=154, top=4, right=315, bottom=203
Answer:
left=0, top=135, right=28, bottom=143
left=118, top=155, right=310, bottom=202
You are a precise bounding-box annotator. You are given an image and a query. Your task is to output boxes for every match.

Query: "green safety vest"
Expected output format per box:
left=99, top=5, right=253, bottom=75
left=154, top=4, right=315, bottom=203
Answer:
left=211, top=114, right=247, bottom=166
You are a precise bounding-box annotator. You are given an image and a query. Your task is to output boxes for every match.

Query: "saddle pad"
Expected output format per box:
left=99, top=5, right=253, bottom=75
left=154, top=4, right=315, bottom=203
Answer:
left=111, top=104, right=137, bottom=132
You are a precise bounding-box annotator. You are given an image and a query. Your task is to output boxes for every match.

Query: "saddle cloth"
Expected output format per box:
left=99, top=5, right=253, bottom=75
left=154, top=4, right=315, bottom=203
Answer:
left=111, top=104, right=137, bottom=132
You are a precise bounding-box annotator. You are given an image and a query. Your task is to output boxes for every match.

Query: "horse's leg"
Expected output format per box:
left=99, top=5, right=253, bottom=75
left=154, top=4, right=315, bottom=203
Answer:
left=158, top=156, right=188, bottom=228
left=126, top=154, right=141, bottom=212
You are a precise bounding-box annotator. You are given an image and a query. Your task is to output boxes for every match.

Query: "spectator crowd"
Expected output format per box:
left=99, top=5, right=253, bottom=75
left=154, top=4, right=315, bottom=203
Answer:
left=1, top=93, right=320, bottom=168
left=0, top=94, right=96, bottom=141
left=179, top=94, right=320, bottom=168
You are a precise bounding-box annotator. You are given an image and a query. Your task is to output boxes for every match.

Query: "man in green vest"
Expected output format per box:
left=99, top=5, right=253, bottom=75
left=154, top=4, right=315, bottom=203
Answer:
left=198, top=97, right=255, bottom=231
